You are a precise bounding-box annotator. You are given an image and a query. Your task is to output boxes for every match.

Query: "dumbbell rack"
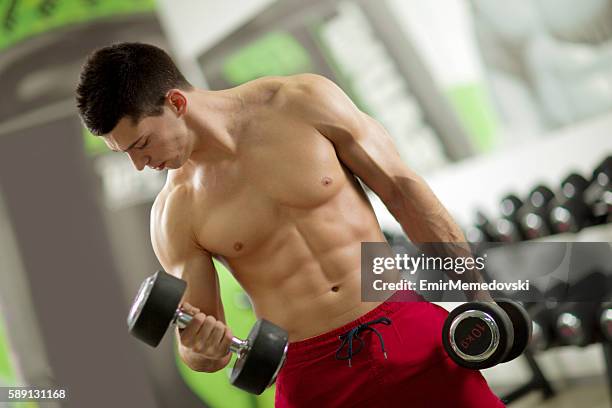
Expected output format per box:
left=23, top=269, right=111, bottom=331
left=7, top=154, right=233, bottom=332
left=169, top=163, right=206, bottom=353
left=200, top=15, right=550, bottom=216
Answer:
left=501, top=333, right=612, bottom=406
left=497, top=223, right=612, bottom=405
left=500, top=351, right=555, bottom=404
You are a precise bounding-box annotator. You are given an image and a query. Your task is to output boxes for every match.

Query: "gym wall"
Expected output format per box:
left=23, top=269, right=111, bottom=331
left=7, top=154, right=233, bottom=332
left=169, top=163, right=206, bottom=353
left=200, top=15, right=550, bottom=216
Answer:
left=0, top=2, right=207, bottom=408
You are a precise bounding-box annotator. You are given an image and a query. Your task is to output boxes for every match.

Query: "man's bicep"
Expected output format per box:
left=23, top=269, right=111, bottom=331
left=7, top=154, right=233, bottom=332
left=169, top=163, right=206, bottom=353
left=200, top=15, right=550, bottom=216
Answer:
left=329, top=112, right=411, bottom=205
left=177, top=251, right=226, bottom=321
left=157, top=246, right=226, bottom=320
left=150, top=212, right=226, bottom=321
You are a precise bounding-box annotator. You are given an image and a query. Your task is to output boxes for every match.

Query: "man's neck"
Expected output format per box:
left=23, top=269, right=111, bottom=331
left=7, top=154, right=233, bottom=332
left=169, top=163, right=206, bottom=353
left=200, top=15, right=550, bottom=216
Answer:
left=185, top=88, right=244, bottom=163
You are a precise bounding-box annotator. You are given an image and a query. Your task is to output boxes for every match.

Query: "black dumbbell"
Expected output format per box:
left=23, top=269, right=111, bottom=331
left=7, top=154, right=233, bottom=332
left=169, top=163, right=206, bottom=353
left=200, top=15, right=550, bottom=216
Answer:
left=527, top=281, right=568, bottom=351
left=555, top=271, right=608, bottom=347
left=442, top=299, right=531, bottom=369
left=600, top=303, right=612, bottom=342
left=549, top=174, right=592, bottom=234
left=584, top=156, right=611, bottom=224
left=596, top=275, right=612, bottom=342
left=529, top=305, right=554, bottom=351
left=518, top=186, right=555, bottom=239
left=127, top=270, right=288, bottom=395
left=493, top=195, right=525, bottom=243
left=466, top=211, right=498, bottom=248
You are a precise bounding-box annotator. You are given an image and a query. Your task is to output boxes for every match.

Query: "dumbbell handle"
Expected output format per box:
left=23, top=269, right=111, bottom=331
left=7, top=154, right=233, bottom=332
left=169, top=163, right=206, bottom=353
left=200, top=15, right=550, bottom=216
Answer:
left=175, top=310, right=249, bottom=355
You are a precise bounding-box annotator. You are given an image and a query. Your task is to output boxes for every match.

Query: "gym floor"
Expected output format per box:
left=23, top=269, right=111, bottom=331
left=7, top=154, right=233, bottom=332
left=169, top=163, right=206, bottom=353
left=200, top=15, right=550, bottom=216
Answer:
left=511, top=381, right=609, bottom=408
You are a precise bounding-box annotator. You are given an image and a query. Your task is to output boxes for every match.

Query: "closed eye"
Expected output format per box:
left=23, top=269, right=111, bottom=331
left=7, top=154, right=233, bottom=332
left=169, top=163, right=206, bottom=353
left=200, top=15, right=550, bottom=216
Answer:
left=138, top=137, right=150, bottom=149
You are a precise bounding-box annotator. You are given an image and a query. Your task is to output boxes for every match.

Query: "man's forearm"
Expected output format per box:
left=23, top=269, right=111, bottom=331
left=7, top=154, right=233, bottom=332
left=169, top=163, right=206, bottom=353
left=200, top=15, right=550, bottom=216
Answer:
left=386, top=172, right=465, bottom=244
left=386, top=172, right=493, bottom=301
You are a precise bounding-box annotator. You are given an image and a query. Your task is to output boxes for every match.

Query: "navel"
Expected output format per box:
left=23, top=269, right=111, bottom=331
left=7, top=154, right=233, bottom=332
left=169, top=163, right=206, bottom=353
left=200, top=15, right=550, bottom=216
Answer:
left=331, top=285, right=340, bottom=293
left=321, top=176, right=333, bottom=186
left=234, top=242, right=244, bottom=251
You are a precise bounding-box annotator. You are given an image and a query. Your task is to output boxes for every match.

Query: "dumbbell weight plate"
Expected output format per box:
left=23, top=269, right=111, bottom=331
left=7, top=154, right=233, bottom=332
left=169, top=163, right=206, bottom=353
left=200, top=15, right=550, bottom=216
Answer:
left=495, top=195, right=525, bottom=242
left=127, top=270, right=187, bottom=347
left=598, top=275, right=612, bottom=341
left=556, top=271, right=608, bottom=347
left=230, top=319, right=289, bottom=395
left=496, top=299, right=532, bottom=363
left=584, top=156, right=612, bottom=220
left=442, top=302, right=514, bottom=370
left=500, top=195, right=523, bottom=220
left=520, top=186, right=555, bottom=239
left=600, top=303, right=612, bottom=341
left=550, top=174, right=592, bottom=233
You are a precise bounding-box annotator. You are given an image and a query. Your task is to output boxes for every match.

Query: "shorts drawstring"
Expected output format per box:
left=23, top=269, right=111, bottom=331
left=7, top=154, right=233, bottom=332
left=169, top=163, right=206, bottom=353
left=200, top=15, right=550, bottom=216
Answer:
left=335, top=317, right=392, bottom=367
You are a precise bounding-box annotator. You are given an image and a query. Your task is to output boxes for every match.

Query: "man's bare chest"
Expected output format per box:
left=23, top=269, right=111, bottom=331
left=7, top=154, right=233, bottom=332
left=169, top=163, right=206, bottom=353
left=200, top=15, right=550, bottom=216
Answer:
left=190, top=128, right=350, bottom=258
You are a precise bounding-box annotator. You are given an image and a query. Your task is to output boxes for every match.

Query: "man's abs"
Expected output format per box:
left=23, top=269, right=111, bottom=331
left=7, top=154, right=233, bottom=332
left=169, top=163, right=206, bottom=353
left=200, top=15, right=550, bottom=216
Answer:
left=227, top=190, right=387, bottom=340
left=213, top=173, right=386, bottom=341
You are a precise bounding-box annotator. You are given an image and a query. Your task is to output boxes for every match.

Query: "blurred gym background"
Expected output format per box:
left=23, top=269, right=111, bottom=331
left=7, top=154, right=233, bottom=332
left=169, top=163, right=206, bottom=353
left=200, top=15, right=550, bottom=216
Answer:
left=0, top=0, right=611, bottom=407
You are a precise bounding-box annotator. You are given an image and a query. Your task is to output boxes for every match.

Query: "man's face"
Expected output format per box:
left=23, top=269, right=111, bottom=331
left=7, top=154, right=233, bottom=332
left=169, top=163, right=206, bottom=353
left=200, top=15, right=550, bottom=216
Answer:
left=103, top=106, right=190, bottom=171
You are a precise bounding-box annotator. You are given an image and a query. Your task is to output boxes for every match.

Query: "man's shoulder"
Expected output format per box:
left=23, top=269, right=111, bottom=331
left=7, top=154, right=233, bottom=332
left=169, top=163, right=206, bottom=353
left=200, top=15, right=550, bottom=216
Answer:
left=268, top=74, right=360, bottom=130
left=273, top=73, right=336, bottom=101
left=241, top=74, right=334, bottom=106
left=150, top=181, right=210, bottom=261
left=256, top=74, right=349, bottom=125
left=151, top=182, right=193, bottom=226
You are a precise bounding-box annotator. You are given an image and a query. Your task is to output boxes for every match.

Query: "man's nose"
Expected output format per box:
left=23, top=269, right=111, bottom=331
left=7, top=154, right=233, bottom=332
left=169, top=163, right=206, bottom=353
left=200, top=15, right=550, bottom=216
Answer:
left=127, top=151, right=148, bottom=171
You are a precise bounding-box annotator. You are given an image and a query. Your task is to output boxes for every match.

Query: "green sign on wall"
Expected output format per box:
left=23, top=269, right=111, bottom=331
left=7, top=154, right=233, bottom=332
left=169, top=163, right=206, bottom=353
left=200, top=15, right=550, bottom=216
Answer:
left=222, top=31, right=313, bottom=86
left=0, top=0, right=155, bottom=51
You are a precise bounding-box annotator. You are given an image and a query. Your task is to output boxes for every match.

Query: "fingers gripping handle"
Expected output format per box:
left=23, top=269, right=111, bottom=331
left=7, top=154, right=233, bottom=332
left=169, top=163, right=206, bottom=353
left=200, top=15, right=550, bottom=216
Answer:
left=175, top=309, right=247, bottom=355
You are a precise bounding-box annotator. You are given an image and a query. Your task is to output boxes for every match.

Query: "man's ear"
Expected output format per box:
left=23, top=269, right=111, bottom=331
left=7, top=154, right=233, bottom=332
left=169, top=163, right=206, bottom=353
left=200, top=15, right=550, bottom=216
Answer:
left=166, top=89, right=187, bottom=116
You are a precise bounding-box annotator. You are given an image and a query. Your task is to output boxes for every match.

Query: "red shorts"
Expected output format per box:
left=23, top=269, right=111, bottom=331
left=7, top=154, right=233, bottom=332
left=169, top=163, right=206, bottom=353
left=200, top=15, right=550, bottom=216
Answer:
left=275, top=298, right=506, bottom=408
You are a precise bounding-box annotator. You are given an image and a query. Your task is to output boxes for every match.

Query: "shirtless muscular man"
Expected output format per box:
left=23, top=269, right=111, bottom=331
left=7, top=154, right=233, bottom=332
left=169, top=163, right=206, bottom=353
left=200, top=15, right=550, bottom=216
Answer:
left=76, top=43, right=504, bottom=408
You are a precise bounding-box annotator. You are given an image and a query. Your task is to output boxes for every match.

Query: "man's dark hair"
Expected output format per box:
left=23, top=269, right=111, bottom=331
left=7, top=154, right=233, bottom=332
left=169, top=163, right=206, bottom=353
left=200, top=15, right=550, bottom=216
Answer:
left=76, top=42, right=192, bottom=136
